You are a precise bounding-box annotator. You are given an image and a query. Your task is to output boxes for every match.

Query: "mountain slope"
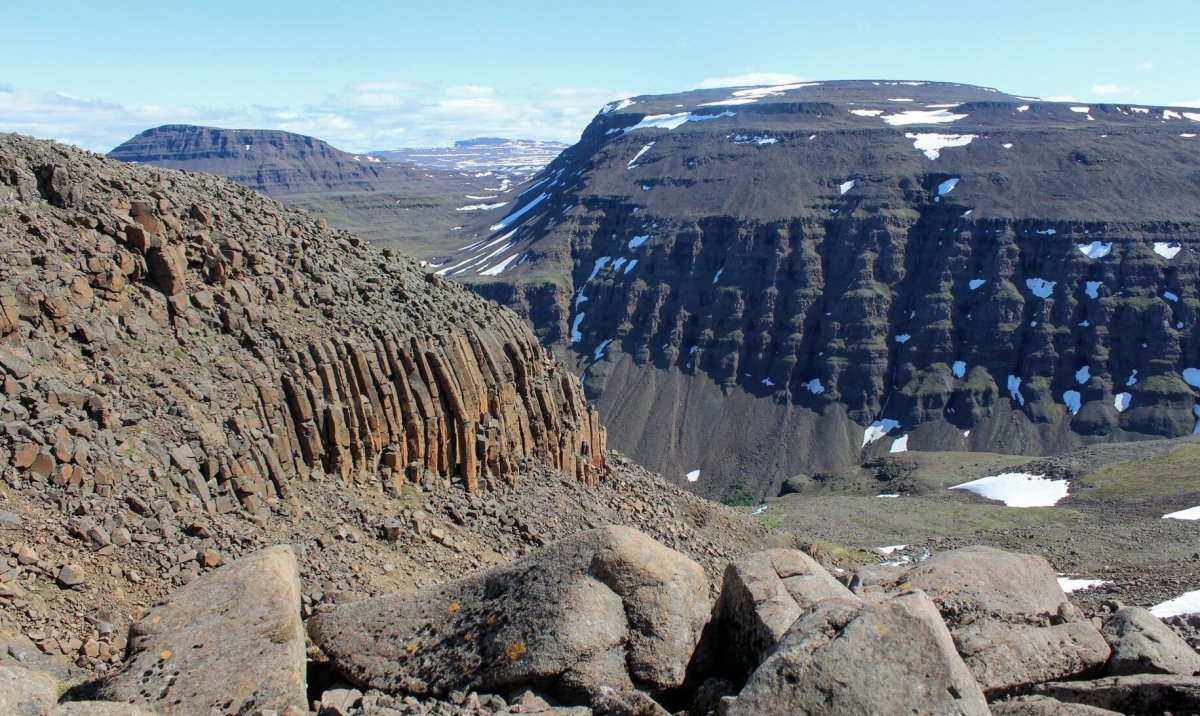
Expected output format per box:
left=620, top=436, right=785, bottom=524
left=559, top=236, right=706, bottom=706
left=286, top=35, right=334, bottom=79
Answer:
left=0, top=132, right=794, bottom=677
left=440, top=80, right=1200, bottom=499
left=108, top=125, right=496, bottom=257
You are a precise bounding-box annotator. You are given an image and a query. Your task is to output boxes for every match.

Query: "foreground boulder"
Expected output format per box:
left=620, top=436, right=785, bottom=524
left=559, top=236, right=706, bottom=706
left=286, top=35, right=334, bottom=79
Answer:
left=988, top=695, right=1122, bottom=715
left=901, top=546, right=1110, bottom=694
left=1033, top=673, right=1200, bottom=713
left=1100, top=606, right=1200, bottom=676
left=98, top=545, right=306, bottom=714
left=308, top=526, right=709, bottom=703
left=726, top=591, right=990, bottom=715
left=0, top=664, right=58, bottom=716
left=694, top=548, right=856, bottom=681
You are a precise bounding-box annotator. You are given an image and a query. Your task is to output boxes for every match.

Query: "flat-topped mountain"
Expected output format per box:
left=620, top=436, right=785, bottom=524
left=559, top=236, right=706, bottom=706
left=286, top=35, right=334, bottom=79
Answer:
left=108, top=124, right=510, bottom=257
left=440, top=80, right=1200, bottom=499
left=108, top=124, right=414, bottom=194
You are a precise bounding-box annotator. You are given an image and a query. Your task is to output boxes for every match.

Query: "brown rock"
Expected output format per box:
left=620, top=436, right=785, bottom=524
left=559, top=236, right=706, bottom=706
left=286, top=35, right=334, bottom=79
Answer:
left=309, top=526, right=708, bottom=703
left=901, top=546, right=1111, bottom=695
left=727, top=592, right=990, bottom=716
left=98, top=545, right=306, bottom=713
left=1033, top=673, right=1200, bottom=713
left=1100, top=606, right=1200, bottom=676
left=696, top=548, right=857, bottom=681
left=0, top=664, right=58, bottom=716
left=56, top=563, right=85, bottom=588
left=147, top=244, right=187, bottom=295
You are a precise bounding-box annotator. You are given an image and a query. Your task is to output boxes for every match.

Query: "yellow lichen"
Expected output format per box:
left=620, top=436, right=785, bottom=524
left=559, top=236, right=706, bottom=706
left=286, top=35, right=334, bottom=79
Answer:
left=506, top=641, right=525, bottom=661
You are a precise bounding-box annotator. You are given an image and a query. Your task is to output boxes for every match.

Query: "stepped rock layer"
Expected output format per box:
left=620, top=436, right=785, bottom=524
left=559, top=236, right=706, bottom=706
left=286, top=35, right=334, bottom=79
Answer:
left=0, top=132, right=604, bottom=521
left=442, top=80, right=1200, bottom=498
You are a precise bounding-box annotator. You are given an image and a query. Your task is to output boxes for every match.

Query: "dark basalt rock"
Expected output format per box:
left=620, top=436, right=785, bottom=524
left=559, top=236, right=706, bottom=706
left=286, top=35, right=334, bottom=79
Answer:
left=442, top=80, right=1200, bottom=498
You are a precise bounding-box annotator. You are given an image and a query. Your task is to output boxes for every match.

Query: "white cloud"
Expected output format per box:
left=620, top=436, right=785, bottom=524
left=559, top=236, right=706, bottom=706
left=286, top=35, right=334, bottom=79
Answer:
left=0, top=81, right=632, bottom=153
left=1136, top=60, right=1154, bottom=71
left=693, top=72, right=808, bottom=89
left=1092, top=83, right=1129, bottom=94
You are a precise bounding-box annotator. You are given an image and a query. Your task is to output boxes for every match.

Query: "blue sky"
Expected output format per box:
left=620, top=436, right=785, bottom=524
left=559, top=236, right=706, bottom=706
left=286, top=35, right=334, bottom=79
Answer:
left=2, top=0, right=1197, bottom=152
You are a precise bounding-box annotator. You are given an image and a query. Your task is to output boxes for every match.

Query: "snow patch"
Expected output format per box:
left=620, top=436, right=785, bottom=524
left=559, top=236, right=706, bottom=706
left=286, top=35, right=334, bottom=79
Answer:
left=627, top=235, right=649, bottom=249
left=850, top=109, right=884, bottom=117
left=1076, top=366, right=1091, bottom=384
left=1058, top=577, right=1109, bottom=593
left=490, top=192, right=548, bottom=231
left=895, top=333, right=911, bottom=344
left=1181, top=367, right=1200, bottom=388
left=685, top=469, right=700, bottom=483
left=1085, top=281, right=1102, bottom=299
left=937, top=177, right=960, bottom=196
left=627, top=142, right=654, bottom=168
left=1163, top=506, right=1200, bottom=520
left=952, top=361, right=967, bottom=379
left=456, top=202, right=508, bottom=212
left=1150, top=590, right=1200, bottom=618
left=803, top=379, right=825, bottom=395
left=479, top=252, right=521, bottom=276
left=592, top=339, right=613, bottom=362
left=626, top=111, right=735, bottom=132
left=1165, top=291, right=1180, bottom=302
left=950, top=473, right=1069, bottom=507
left=586, top=257, right=612, bottom=282
left=1063, top=390, right=1081, bottom=415
left=861, top=419, right=900, bottom=448
left=1114, top=392, right=1131, bottom=412
left=570, top=313, right=586, bottom=343
left=889, top=435, right=909, bottom=453
left=1153, top=242, right=1181, bottom=259
left=969, top=279, right=986, bottom=290
left=884, top=109, right=968, bottom=126
left=905, top=132, right=976, bottom=160
left=839, top=179, right=855, bottom=195
left=1076, top=241, right=1112, bottom=259
left=712, top=268, right=723, bottom=284
left=1026, top=278, right=1056, bottom=299
left=1008, top=375, right=1025, bottom=406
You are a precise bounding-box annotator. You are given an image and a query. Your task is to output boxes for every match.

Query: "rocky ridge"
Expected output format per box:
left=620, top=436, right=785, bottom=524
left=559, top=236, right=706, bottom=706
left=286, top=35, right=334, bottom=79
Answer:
left=0, top=131, right=697, bottom=677
left=441, top=80, right=1200, bottom=499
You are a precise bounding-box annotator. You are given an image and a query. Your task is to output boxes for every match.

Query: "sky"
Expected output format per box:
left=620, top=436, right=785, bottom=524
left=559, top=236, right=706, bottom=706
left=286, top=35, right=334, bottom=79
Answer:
left=2, top=0, right=1198, bottom=153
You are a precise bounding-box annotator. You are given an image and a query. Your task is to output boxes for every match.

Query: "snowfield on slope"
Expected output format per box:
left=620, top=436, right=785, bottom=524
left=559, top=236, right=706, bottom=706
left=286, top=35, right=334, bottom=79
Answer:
left=950, top=473, right=1069, bottom=507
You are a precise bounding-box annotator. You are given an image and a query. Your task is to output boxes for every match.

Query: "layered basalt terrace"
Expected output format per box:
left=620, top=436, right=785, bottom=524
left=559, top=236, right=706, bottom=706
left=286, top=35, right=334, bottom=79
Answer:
left=441, top=80, right=1200, bottom=498
left=0, top=132, right=604, bottom=519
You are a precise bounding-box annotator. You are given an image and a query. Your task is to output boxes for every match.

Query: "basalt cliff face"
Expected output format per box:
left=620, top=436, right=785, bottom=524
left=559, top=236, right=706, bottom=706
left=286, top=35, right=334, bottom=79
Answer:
left=441, top=80, right=1200, bottom=499
left=1, top=131, right=605, bottom=517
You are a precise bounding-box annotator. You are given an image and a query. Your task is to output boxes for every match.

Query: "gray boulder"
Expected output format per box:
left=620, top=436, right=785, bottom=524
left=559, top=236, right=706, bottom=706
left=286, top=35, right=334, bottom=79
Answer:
left=308, top=526, right=709, bottom=703
left=988, top=695, right=1121, bottom=715
left=695, top=548, right=856, bottom=681
left=726, top=591, right=990, bottom=716
left=1101, top=606, right=1200, bottom=676
left=50, top=704, right=159, bottom=715
left=98, top=545, right=306, bottom=714
left=1033, top=673, right=1200, bottom=713
left=902, top=546, right=1110, bottom=695
left=0, top=664, right=58, bottom=716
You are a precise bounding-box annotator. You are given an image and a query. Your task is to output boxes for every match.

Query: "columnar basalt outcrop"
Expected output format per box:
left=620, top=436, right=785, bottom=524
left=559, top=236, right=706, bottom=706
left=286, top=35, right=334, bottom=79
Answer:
left=0, top=133, right=604, bottom=523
